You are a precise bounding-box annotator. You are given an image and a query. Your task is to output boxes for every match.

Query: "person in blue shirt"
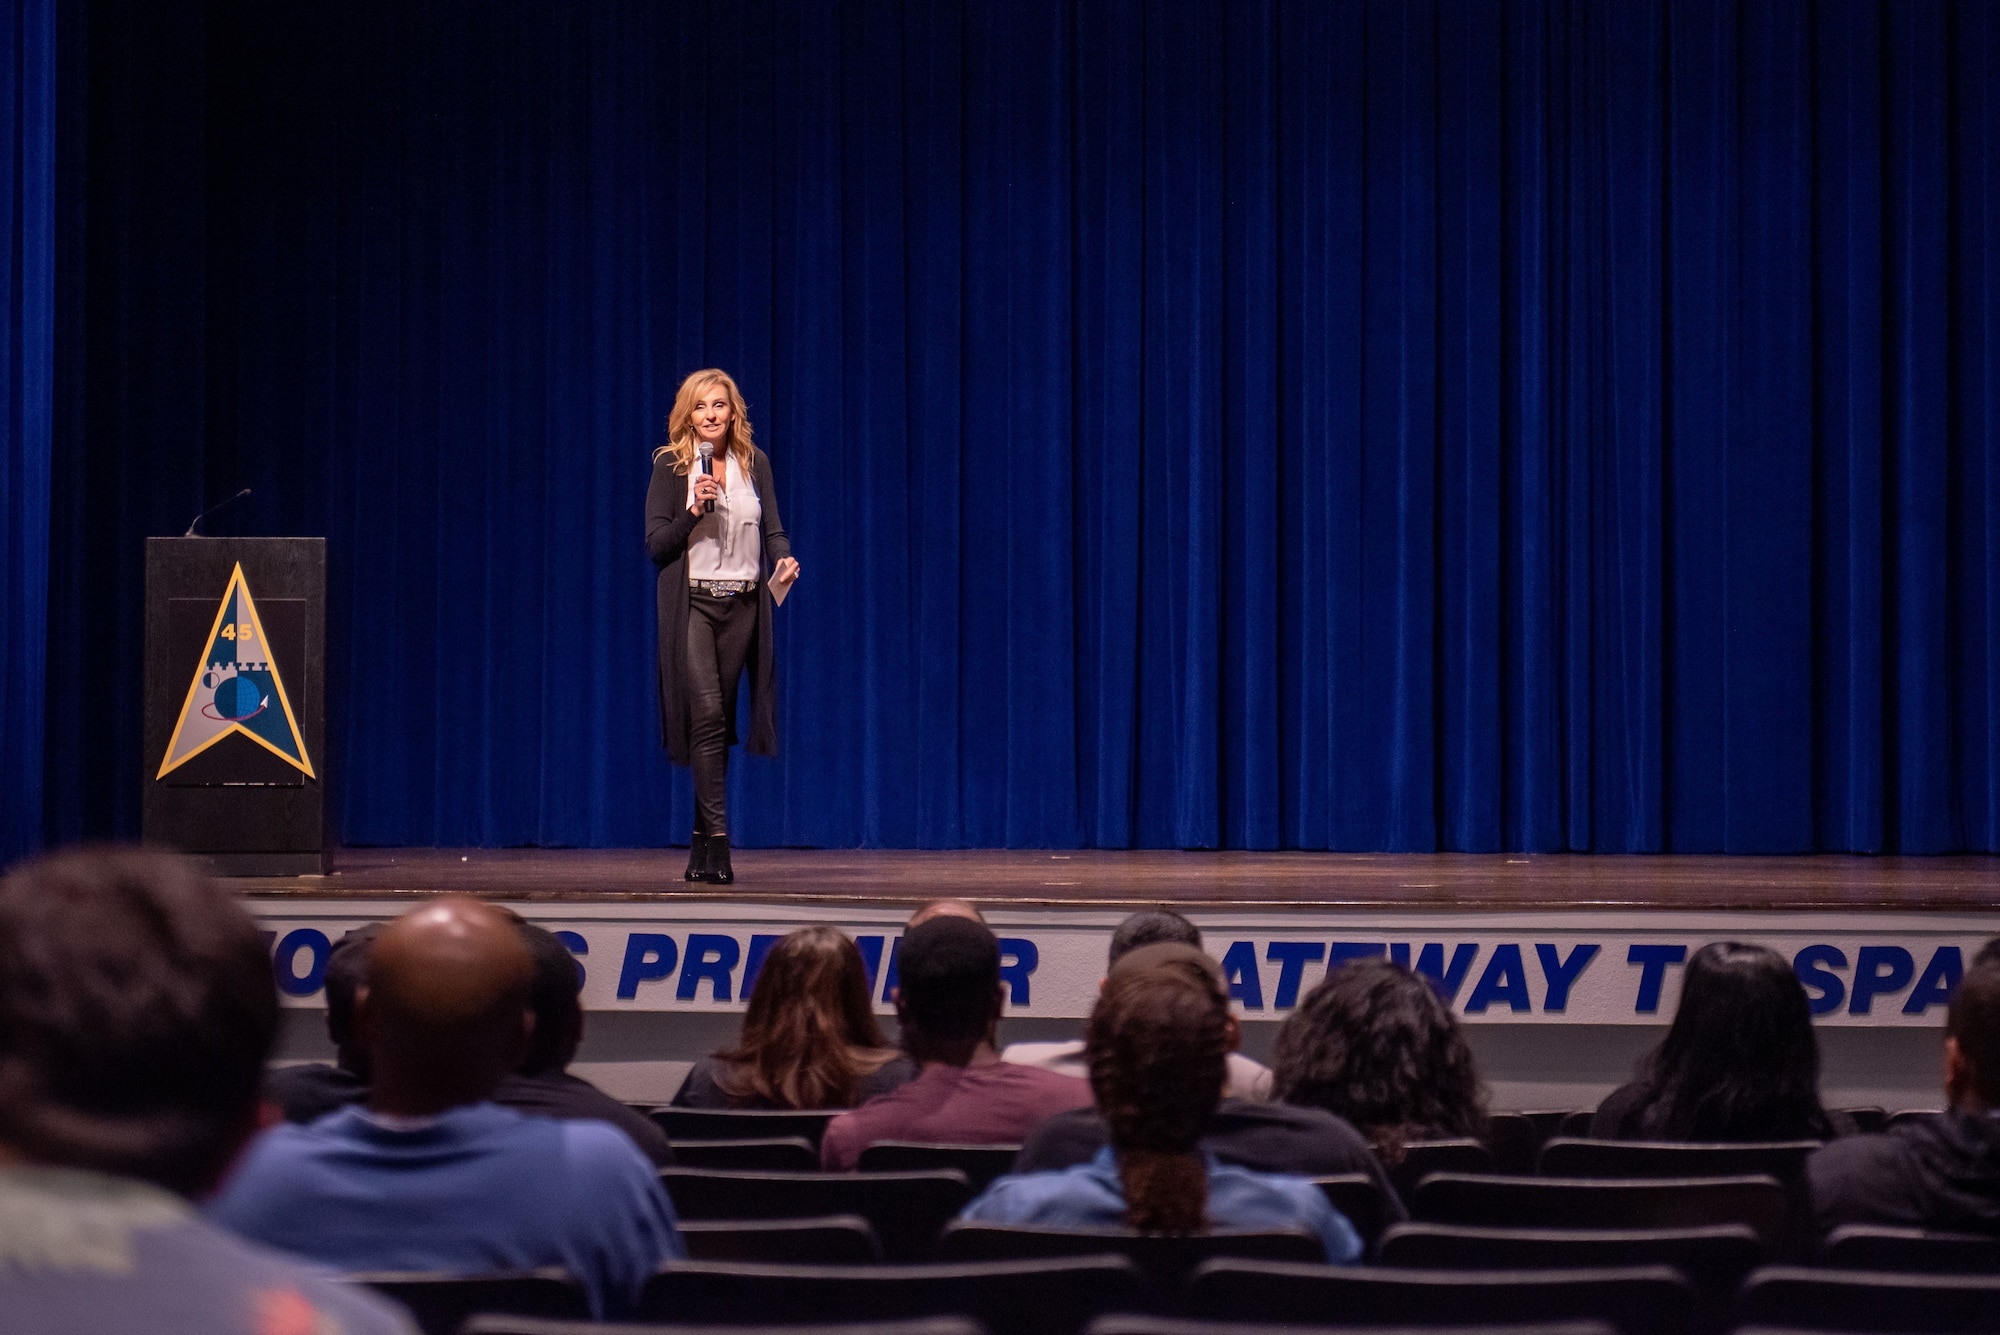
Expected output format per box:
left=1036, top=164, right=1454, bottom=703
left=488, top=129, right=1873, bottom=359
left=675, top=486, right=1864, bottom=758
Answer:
left=210, top=897, right=683, bottom=1317
left=960, top=943, right=1362, bottom=1263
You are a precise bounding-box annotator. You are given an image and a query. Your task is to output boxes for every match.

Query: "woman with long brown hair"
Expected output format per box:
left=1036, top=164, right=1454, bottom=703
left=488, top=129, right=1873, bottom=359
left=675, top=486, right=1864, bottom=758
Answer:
left=959, top=944, right=1361, bottom=1261
left=670, top=926, right=914, bottom=1110
left=644, top=369, right=801, bottom=884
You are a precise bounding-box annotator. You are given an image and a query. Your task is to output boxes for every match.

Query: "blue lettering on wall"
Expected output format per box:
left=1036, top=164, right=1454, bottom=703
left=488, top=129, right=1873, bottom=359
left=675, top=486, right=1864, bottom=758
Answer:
left=855, top=935, right=886, bottom=995
left=1327, top=942, right=1387, bottom=973
left=678, top=934, right=741, bottom=1001
left=1392, top=943, right=1480, bottom=1002
left=997, top=938, right=1038, bottom=1006
left=1905, top=946, right=1963, bottom=1014
left=616, top=933, right=679, bottom=999
left=552, top=930, right=587, bottom=988
left=1849, top=945, right=1917, bottom=1015
left=1627, top=944, right=1688, bottom=1014
left=881, top=936, right=903, bottom=1000
left=1465, top=944, right=1533, bottom=1013
left=740, top=934, right=785, bottom=1001
left=1220, top=940, right=1265, bottom=1010
left=1266, top=942, right=1327, bottom=1009
left=1536, top=943, right=1600, bottom=1012
left=1794, top=944, right=1848, bottom=1016
left=272, top=928, right=331, bottom=998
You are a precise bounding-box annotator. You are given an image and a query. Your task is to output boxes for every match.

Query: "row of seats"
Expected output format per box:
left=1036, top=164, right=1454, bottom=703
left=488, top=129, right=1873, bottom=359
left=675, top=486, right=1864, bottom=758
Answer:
left=358, top=1255, right=2000, bottom=1335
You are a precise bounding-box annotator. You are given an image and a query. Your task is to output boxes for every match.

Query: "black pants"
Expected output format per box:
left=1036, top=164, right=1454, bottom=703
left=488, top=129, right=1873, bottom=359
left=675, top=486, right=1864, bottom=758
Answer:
left=686, top=591, right=757, bottom=836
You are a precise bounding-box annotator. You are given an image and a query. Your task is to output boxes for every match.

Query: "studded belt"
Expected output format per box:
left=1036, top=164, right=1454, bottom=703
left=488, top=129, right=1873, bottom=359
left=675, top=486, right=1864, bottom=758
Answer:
left=691, top=579, right=757, bottom=597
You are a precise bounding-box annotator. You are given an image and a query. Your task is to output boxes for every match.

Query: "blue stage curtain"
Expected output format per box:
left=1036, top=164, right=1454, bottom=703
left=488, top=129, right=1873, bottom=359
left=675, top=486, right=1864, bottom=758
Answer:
left=43, top=0, right=2000, bottom=852
left=0, top=0, right=54, bottom=867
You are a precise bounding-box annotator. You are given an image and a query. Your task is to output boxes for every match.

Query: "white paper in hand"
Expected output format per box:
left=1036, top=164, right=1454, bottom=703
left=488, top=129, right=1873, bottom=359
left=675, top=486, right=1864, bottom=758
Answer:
left=770, top=565, right=798, bottom=608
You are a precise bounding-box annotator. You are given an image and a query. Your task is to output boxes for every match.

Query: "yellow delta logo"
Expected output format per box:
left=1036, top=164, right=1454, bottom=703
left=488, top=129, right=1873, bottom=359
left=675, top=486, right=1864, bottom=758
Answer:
left=158, top=564, right=314, bottom=779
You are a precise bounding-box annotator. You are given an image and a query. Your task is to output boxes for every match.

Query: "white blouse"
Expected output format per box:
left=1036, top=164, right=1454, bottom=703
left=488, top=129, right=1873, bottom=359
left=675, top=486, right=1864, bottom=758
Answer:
left=685, top=450, right=763, bottom=583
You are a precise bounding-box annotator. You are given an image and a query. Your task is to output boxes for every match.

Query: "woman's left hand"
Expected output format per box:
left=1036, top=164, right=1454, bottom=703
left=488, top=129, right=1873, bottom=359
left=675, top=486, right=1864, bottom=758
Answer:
left=772, top=557, right=801, bottom=585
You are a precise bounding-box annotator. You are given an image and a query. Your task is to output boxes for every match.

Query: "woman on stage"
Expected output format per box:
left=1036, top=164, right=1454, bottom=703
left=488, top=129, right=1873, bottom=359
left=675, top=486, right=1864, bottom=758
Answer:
left=645, top=369, right=799, bottom=884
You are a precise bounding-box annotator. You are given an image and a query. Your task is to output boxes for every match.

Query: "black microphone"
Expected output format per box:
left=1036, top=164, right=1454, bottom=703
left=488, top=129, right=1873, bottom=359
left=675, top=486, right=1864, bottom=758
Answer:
left=183, top=487, right=252, bottom=538
left=696, top=441, right=715, bottom=514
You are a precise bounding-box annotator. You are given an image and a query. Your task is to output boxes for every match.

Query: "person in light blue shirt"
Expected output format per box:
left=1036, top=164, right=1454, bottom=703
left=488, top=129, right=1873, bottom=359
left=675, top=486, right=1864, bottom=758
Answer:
left=210, top=898, right=683, bottom=1317
left=960, top=943, right=1362, bottom=1264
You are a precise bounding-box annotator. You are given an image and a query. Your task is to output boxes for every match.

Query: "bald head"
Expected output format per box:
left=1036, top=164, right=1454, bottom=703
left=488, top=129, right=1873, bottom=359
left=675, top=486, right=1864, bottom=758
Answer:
left=359, top=898, right=534, bottom=1116
left=909, top=899, right=985, bottom=929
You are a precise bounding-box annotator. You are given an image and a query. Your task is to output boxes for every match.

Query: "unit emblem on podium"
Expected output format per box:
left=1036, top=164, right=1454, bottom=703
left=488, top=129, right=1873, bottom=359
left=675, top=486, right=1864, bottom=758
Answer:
left=158, top=563, right=316, bottom=779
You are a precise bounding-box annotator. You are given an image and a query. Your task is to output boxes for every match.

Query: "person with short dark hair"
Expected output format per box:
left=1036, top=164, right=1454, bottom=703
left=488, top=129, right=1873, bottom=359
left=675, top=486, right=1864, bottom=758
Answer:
left=1272, top=957, right=1488, bottom=1164
left=1002, top=908, right=1273, bottom=1100
left=211, top=897, right=683, bottom=1318
left=964, top=945, right=1361, bottom=1262
left=264, top=923, right=379, bottom=1124
left=0, top=847, right=412, bottom=1335
left=673, top=926, right=915, bottom=1110
left=1808, top=962, right=2000, bottom=1235
left=819, top=916, right=1090, bottom=1170
left=1589, top=942, right=1840, bottom=1141
left=492, top=923, right=675, bottom=1166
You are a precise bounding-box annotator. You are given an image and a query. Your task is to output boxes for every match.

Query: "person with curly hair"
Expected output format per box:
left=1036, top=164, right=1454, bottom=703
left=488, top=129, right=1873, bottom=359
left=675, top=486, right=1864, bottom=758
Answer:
left=1271, top=957, right=1489, bottom=1166
left=1591, top=941, right=1842, bottom=1141
left=960, top=944, right=1361, bottom=1261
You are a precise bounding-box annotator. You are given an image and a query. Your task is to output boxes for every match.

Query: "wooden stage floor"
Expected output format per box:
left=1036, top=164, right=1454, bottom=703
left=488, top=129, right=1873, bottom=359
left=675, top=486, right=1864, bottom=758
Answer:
left=236, top=848, right=2000, bottom=912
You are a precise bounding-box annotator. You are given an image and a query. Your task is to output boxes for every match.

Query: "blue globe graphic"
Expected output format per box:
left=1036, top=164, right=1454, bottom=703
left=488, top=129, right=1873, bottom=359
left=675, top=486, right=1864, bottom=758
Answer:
left=215, top=675, right=261, bottom=719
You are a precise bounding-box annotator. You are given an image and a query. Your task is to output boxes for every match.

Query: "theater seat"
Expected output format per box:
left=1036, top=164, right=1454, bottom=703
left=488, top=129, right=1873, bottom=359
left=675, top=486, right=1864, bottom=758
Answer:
left=1734, top=1265, right=2000, bottom=1332
left=1390, top=1139, right=1495, bottom=1197
left=667, top=1136, right=821, bottom=1171
left=1821, top=1225, right=2000, bottom=1273
left=660, top=1167, right=974, bottom=1260
left=641, top=1256, right=1143, bottom=1335
left=1311, top=1173, right=1392, bottom=1249
left=678, top=1214, right=884, bottom=1263
left=652, top=1107, right=840, bottom=1147
left=346, top=1268, right=587, bottom=1335
left=1535, top=1139, right=1819, bottom=1181
left=462, top=1317, right=988, bottom=1335
left=938, top=1221, right=1322, bottom=1292
left=859, top=1141, right=1023, bottom=1191
left=1184, top=1260, right=1693, bottom=1335
left=1409, top=1173, right=1788, bottom=1248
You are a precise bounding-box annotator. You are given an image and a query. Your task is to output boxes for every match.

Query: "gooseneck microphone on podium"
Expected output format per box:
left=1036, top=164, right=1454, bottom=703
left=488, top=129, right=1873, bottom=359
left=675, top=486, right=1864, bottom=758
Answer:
left=696, top=441, right=715, bottom=513
left=183, top=487, right=253, bottom=537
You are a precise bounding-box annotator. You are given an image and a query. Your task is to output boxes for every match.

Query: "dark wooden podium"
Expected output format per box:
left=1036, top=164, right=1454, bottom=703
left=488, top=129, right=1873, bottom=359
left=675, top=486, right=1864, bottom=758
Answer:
left=142, top=537, right=327, bottom=875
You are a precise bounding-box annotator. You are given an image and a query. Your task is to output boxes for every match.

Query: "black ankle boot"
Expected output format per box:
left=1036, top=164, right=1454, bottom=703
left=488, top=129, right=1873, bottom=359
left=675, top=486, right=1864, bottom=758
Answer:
left=705, top=834, right=734, bottom=885
left=684, top=832, right=709, bottom=882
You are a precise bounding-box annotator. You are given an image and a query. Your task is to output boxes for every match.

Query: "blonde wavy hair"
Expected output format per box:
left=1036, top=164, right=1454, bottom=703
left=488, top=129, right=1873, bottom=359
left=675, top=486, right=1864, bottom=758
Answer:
left=655, top=369, right=756, bottom=475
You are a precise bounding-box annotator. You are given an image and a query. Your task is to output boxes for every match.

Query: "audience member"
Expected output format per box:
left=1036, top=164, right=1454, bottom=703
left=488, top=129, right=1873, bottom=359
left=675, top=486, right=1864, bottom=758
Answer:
left=264, top=923, right=379, bottom=1124
left=1589, top=941, right=1841, bottom=1141
left=0, top=847, right=412, bottom=1335
left=1809, top=962, right=2000, bottom=1234
left=1004, top=909, right=1273, bottom=1100
left=909, top=898, right=986, bottom=927
left=1014, top=949, right=1403, bottom=1220
left=674, top=925, right=916, bottom=1110
left=211, top=896, right=683, bottom=1317
left=820, top=915, right=1091, bottom=1169
left=1271, top=957, right=1488, bottom=1163
left=964, top=946, right=1362, bottom=1260
left=492, top=922, right=674, bottom=1165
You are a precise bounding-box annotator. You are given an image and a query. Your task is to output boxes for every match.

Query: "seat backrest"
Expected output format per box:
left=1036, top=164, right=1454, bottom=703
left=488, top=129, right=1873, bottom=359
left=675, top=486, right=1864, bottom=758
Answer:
left=659, top=1168, right=974, bottom=1261
left=1083, top=1319, right=1617, bottom=1335
left=668, top=1136, right=821, bottom=1171
left=1390, top=1139, right=1496, bottom=1197
left=938, top=1222, right=1322, bottom=1290
left=1822, top=1225, right=2000, bottom=1273
left=678, top=1214, right=883, bottom=1264
left=1487, top=1113, right=1551, bottom=1176
left=347, top=1269, right=587, bottom=1335
left=642, top=1256, right=1143, bottom=1335
left=462, top=1317, right=988, bottom=1335
left=1185, top=1260, right=1693, bottom=1335
left=1736, top=1264, right=2000, bottom=1333
left=652, top=1107, right=840, bottom=1146
left=1888, top=1110, right=1945, bottom=1131
left=1310, top=1173, right=1390, bottom=1248
left=1834, top=1107, right=1887, bottom=1135
left=1378, top=1221, right=1764, bottom=1285
left=1559, top=1111, right=1596, bottom=1137
left=859, top=1142, right=1023, bottom=1192
left=1536, top=1139, right=1819, bottom=1181
left=1409, top=1173, right=1788, bottom=1248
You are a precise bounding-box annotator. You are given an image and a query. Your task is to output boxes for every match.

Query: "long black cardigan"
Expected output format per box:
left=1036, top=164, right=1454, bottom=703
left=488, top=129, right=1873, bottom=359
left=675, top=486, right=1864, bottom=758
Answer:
left=644, top=445, right=792, bottom=765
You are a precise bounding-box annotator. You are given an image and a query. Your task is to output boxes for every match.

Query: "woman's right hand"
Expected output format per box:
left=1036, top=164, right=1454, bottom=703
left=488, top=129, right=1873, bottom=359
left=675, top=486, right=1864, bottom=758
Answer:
left=688, top=472, right=722, bottom=513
